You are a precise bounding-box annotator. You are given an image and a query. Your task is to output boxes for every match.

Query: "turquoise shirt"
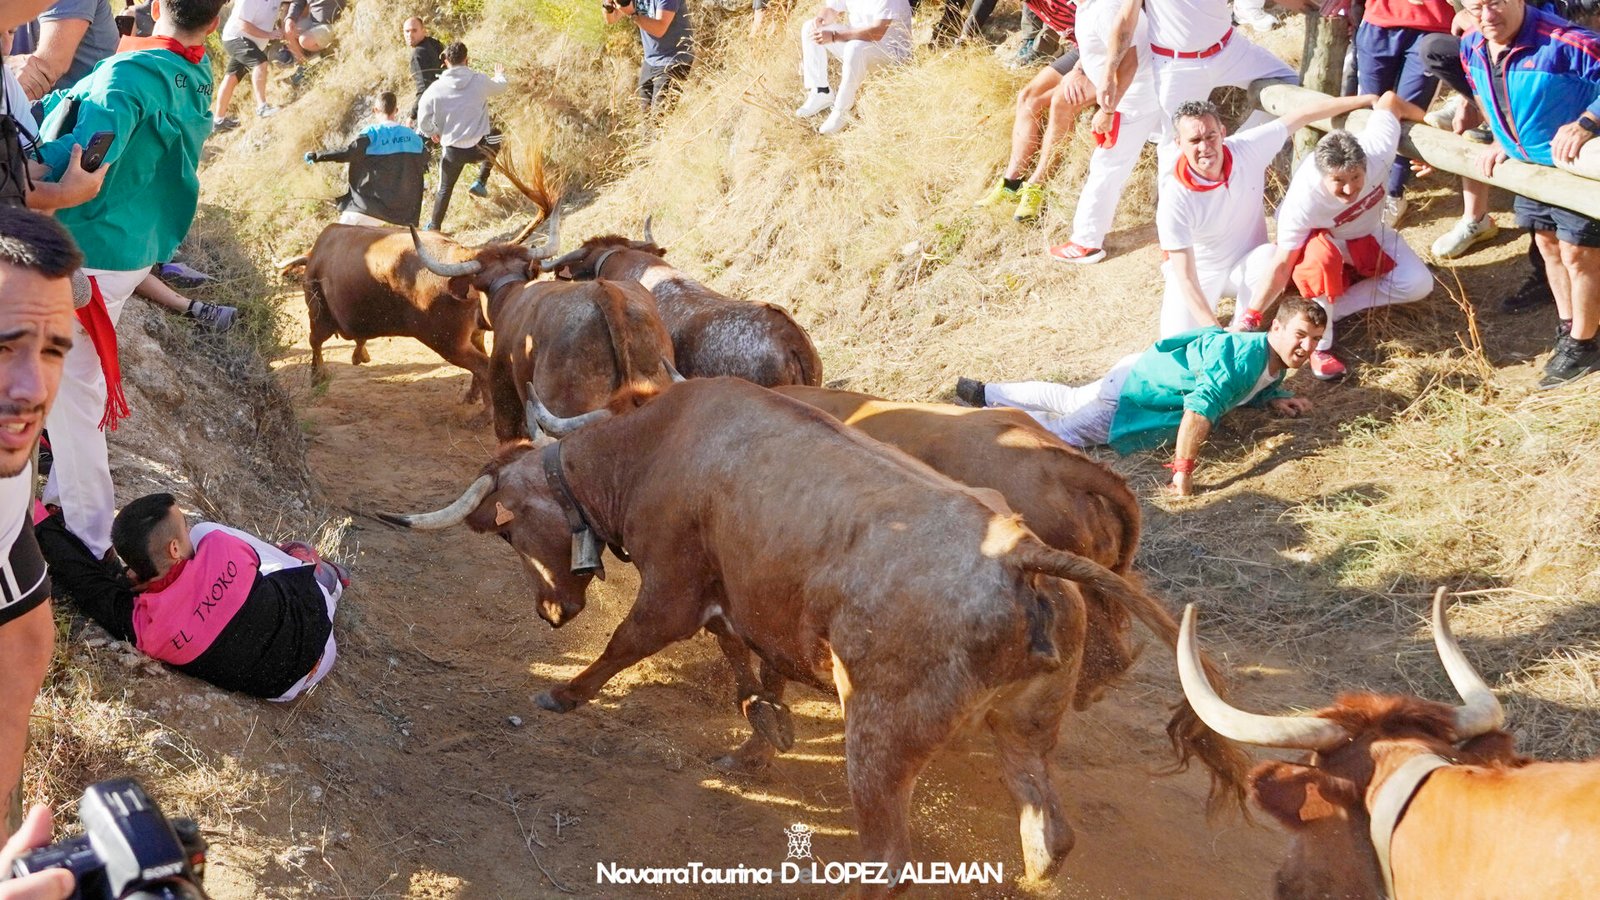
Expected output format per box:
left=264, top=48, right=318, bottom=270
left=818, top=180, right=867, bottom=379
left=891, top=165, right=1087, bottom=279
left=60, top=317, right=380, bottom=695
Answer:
left=38, top=47, right=213, bottom=271
left=1107, top=328, right=1291, bottom=455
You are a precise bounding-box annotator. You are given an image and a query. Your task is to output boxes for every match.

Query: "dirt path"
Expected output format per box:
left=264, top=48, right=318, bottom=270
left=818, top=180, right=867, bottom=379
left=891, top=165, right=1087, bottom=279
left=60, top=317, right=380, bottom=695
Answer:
left=241, top=323, right=1290, bottom=899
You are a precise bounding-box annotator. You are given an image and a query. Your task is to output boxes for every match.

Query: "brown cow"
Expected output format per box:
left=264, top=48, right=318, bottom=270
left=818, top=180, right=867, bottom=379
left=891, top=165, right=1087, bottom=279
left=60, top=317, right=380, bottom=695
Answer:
left=1179, top=590, right=1600, bottom=900
left=410, top=229, right=676, bottom=443
left=386, top=378, right=1248, bottom=888
left=280, top=225, right=496, bottom=407
left=543, top=223, right=822, bottom=387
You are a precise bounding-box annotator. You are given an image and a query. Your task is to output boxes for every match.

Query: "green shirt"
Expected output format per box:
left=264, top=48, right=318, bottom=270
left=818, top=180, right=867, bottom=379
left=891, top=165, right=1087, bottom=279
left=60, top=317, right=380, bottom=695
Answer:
left=1107, top=328, right=1291, bottom=455
left=38, top=46, right=213, bottom=272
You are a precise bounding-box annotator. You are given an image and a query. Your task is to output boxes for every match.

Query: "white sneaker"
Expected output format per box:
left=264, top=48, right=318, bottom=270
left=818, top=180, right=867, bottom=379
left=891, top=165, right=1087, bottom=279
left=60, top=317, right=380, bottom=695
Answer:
left=1235, top=7, right=1277, bottom=30
left=1381, top=195, right=1409, bottom=229
left=1424, top=96, right=1460, bottom=131
left=818, top=110, right=849, bottom=135
left=795, top=92, right=833, bottom=118
left=257, top=103, right=278, bottom=118
left=1430, top=215, right=1500, bottom=259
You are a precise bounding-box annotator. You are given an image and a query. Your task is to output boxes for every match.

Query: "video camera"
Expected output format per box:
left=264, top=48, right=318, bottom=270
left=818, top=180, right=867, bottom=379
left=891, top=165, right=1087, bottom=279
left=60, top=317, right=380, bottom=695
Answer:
left=8, top=779, right=208, bottom=900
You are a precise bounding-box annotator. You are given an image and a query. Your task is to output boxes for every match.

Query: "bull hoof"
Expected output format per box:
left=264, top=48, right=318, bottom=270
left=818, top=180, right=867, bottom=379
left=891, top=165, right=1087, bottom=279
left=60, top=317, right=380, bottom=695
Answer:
left=535, top=690, right=579, bottom=713
left=741, top=696, right=795, bottom=752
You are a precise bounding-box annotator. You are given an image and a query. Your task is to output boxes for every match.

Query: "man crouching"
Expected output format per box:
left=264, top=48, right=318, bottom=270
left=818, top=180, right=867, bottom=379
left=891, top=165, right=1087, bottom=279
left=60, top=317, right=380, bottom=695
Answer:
left=37, top=494, right=346, bottom=701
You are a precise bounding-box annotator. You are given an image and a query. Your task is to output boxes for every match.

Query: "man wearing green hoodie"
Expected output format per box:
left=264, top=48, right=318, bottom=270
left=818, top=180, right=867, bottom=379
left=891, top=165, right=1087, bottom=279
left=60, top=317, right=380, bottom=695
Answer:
left=32, top=0, right=224, bottom=560
left=955, top=295, right=1326, bottom=496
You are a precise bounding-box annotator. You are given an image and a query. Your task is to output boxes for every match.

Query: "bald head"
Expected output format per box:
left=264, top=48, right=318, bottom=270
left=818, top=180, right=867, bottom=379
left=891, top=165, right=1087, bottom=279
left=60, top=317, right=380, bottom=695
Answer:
left=403, top=16, right=426, bottom=46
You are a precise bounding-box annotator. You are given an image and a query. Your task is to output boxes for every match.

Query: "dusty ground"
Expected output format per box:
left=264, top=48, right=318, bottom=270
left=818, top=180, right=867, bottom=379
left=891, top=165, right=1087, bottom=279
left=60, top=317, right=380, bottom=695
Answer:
left=174, top=301, right=1301, bottom=899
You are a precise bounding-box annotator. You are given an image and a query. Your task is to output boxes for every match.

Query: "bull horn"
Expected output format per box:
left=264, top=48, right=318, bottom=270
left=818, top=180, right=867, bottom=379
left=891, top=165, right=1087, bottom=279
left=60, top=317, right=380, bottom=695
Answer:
left=1177, top=604, right=1350, bottom=751
left=663, top=357, right=687, bottom=383
left=538, top=247, right=589, bottom=273
left=526, top=382, right=613, bottom=436
left=526, top=204, right=563, bottom=259
left=380, top=474, right=494, bottom=530
left=641, top=214, right=654, bottom=245
left=411, top=227, right=483, bottom=277
left=1432, top=588, right=1506, bottom=739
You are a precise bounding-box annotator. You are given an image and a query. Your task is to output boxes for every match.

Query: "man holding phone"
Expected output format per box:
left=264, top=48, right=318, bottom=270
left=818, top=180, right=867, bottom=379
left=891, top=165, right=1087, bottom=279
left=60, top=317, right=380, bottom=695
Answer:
left=33, top=0, right=224, bottom=564
left=603, top=0, right=693, bottom=112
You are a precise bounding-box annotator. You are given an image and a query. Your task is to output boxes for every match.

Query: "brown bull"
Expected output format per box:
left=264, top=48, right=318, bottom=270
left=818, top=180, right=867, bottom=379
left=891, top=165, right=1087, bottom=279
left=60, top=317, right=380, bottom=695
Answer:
left=1180, top=590, right=1600, bottom=899
left=410, top=227, right=676, bottom=443
left=386, top=378, right=1247, bottom=889
left=280, top=225, right=494, bottom=407
left=544, top=222, right=822, bottom=387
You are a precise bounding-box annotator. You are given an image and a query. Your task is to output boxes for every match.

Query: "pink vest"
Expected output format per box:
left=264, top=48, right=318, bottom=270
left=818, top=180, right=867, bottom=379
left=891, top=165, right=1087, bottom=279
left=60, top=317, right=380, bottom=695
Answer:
left=132, top=532, right=260, bottom=665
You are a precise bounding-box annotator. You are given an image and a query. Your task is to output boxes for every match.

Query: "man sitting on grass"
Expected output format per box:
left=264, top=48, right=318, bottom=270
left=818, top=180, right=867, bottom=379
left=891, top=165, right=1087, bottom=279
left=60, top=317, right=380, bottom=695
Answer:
left=954, top=296, right=1325, bottom=496
left=37, top=493, right=347, bottom=701
left=793, top=0, right=912, bottom=134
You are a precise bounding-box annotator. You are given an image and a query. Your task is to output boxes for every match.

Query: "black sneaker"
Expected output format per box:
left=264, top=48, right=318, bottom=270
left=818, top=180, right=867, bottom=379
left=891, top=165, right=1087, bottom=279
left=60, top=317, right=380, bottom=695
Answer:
left=1502, top=273, right=1554, bottom=314
left=1539, top=335, right=1600, bottom=389
left=955, top=377, right=986, bottom=407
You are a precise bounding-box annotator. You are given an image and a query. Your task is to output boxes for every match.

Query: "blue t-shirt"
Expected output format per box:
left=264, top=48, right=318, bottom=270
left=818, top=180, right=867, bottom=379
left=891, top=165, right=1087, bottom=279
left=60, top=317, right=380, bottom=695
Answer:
left=637, top=0, right=692, bottom=68
left=362, top=120, right=425, bottom=156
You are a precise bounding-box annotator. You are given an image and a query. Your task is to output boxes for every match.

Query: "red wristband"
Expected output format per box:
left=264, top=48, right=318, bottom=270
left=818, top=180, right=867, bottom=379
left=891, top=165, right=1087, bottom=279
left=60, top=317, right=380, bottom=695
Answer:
left=1166, top=458, right=1197, bottom=474
left=1237, top=308, right=1263, bottom=330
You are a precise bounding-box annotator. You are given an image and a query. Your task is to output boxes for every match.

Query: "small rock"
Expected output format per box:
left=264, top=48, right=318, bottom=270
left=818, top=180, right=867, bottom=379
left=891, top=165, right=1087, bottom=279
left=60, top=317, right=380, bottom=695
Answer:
left=507, top=715, right=523, bottom=728
left=900, top=240, right=922, bottom=258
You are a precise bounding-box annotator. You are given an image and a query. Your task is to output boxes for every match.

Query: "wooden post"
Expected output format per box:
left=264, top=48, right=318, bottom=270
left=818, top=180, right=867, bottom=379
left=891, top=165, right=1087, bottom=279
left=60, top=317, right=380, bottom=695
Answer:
left=1294, top=12, right=1351, bottom=164
left=1256, top=82, right=1600, bottom=220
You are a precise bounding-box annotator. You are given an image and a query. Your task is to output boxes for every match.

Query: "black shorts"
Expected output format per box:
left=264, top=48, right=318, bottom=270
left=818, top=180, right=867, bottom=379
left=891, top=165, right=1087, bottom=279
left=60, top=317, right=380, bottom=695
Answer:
left=1514, top=194, right=1600, bottom=248
left=1048, top=45, right=1081, bottom=76
left=0, top=522, right=50, bottom=627
left=223, top=35, right=269, bottom=78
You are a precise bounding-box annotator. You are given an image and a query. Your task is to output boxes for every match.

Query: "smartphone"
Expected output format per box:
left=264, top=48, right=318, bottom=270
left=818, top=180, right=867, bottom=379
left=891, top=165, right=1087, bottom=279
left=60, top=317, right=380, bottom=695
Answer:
left=80, top=131, right=115, bottom=173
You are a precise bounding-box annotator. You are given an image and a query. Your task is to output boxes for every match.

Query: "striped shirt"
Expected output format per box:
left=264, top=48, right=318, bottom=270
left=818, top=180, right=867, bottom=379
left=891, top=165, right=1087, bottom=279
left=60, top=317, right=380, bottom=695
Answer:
left=1025, top=0, right=1077, bottom=41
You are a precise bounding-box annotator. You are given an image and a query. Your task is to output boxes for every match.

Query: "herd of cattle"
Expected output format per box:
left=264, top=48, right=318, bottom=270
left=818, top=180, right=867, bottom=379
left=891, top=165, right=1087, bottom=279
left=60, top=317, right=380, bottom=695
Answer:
left=279, top=187, right=1600, bottom=896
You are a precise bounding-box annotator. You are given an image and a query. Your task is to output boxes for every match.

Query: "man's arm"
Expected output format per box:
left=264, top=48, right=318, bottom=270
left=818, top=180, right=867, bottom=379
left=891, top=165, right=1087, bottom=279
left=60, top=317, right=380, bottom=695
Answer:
left=283, top=18, right=310, bottom=63
left=36, top=88, right=138, bottom=180
left=1168, top=411, right=1211, bottom=496
left=307, top=134, right=368, bottom=164
left=23, top=144, right=107, bottom=212
left=7, top=16, right=90, bottom=100
left=0, top=602, right=53, bottom=826
left=1276, top=91, right=1378, bottom=135
left=1237, top=245, right=1297, bottom=326
left=1097, top=0, right=1142, bottom=111
left=1166, top=248, right=1222, bottom=330
left=815, top=17, right=891, bottom=42
left=633, top=6, right=678, bottom=38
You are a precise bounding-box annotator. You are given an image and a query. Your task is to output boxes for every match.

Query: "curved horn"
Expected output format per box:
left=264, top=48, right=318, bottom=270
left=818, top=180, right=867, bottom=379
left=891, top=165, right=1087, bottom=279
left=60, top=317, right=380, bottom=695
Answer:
left=1177, top=604, right=1350, bottom=751
left=380, top=475, right=494, bottom=530
left=526, top=383, right=613, bottom=436
left=411, top=227, right=482, bottom=277
left=527, top=204, right=563, bottom=259
left=1432, top=588, right=1506, bottom=739
left=641, top=214, right=654, bottom=245
left=538, top=247, right=589, bottom=273
left=663, top=357, right=687, bottom=383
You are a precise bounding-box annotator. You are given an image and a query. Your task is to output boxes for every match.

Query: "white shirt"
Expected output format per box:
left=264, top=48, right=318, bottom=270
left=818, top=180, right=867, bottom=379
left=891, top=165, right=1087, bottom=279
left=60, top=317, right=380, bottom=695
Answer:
left=825, top=0, right=913, bottom=59
left=2, top=70, right=37, bottom=151
left=1144, top=0, right=1232, bottom=53
left=1157, top=119, right=1289, bottom=275
left=417, top=66, right=509, bottom=149
left=1078, top=0, right=1155, bottom=112
left=222, top=0, right=281, bottom=48
left=1275, top=109, right=1402, bottom=249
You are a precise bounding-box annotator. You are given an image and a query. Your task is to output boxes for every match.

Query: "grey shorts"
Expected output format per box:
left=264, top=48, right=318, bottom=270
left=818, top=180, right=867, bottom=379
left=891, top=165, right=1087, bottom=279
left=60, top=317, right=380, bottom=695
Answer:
left=1048, top=45, right=1081, bottom=76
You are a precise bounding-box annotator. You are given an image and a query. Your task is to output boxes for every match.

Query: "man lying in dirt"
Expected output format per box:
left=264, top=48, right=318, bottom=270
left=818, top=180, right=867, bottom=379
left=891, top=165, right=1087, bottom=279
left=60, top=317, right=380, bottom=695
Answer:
left=34, top=493, right=347, bottom=701
left=955, top=295, right=1326, bottom=497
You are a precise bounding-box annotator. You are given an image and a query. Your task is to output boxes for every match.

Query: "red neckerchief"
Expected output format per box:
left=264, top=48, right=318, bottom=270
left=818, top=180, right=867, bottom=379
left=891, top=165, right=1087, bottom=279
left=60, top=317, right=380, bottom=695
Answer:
left=75, top=277, right=131, bottom=430
left=120, top=35, right=206, bottom=63
left=139, top=556, right=190, bottom=594
left=1175, top=147, right=1234, bottom=192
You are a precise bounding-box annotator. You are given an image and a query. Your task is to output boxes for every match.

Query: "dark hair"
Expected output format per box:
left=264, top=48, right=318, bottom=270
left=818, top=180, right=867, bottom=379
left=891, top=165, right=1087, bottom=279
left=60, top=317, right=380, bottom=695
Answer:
left=0, top=208, right=83, bottom=279
left=112, top=493, right=179, bottom=582
left=1313, top=130, right=1367, bottom=175
left=161, top=0, right=228, bottom=32
left=1277, top=295, right=1329, bottom=328
left=376, top=91, right=398, bottom=115
left=444, top=41, right=468, bottom=65
left=1173, top=99, right=1223, bottom=129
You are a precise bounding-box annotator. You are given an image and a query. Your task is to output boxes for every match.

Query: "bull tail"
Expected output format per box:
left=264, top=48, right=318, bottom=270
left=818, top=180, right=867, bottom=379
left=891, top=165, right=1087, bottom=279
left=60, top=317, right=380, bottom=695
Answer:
left=276, top=254, right=310, bottom=278
left=1011, top=541, right=1252, bottom=818
left=593, top=280, right=641, bottom=393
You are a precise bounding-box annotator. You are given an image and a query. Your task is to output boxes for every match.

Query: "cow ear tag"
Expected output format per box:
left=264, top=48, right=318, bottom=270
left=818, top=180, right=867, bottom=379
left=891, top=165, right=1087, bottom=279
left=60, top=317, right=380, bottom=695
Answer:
left=494, top=502, right=516, bottom=526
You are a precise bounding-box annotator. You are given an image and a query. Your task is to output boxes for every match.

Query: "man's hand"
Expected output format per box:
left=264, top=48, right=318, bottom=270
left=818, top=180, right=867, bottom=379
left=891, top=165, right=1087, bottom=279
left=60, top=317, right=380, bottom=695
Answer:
left=0, top=806, right=74, bottom=900
left=1267, top=396, right=1313, bottom=417
left=1090, top=108, right=1116, bottom=141
left=52, top=145, right=108, bottom=209
left=493, top=63, right=506, bottom=79
left=1452, top=97, right=1483, bottom=134
left=1479, top=145, right=1508, bottom=178
left=1059, top=68, right=1094, bottom=107
left=1410, top=158, right=1435, bottom=178
left=1551, top=118, right=1596, bottom=165
left=4, top=54, right=56, bottom=102
left=1167, top=470, right=1194, bottom=497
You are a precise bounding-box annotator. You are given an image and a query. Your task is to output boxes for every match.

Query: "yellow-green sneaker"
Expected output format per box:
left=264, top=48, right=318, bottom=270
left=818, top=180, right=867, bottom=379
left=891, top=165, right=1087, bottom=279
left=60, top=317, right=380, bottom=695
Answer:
left=974, top=177, right=1020, bottom=209
left=1013, top=182, right=1046, bottom=222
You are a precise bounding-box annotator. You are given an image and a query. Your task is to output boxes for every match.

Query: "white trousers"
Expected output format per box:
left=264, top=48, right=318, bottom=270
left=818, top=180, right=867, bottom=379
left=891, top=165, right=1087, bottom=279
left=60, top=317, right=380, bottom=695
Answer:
left=1069, top=101, right=1163, bottom=250
left=42, top=267, right=146, bottom=559
left=336, top=210, right=388, bottom=227
left=800, top=21, right=898, bottom=118
left=1311, top=225, right=1434, bottom=351
left=1152, top=35, right=1297, bottom=138
left=984, top=353, right=1142, bottom=447
left=1159, top=243, right=1278, bottom=337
